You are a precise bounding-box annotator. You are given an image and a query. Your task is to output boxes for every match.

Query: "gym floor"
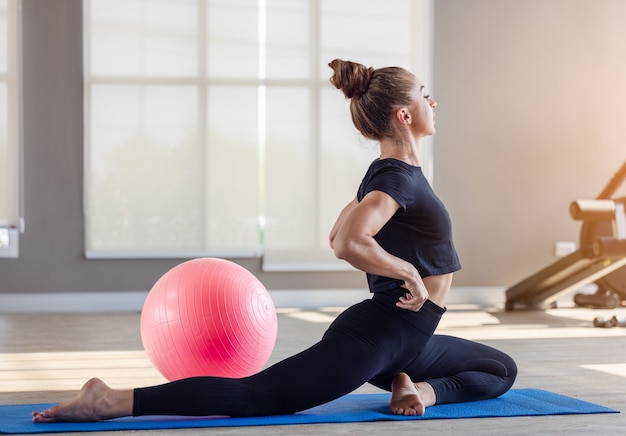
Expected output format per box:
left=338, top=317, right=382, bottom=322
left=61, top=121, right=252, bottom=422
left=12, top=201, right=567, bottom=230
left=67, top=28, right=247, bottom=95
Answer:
left=1, top=298, right=625, bottom=435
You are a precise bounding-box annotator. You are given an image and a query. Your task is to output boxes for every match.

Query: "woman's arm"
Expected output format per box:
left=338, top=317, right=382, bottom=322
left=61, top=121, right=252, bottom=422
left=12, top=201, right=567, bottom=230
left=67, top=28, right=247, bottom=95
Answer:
left=330, top=191, right=429, bottom=312
left=329, top=197, right=359, bottom=250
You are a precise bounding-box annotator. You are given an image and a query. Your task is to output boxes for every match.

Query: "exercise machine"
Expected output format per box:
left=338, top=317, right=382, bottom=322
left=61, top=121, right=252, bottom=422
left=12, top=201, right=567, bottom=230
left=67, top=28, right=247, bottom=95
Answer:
left=505, top=161, right=626, bottom=311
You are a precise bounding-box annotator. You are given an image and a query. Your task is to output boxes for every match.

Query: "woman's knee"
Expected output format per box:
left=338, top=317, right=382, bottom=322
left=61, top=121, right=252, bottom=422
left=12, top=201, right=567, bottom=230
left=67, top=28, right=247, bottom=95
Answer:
left=499, top=351, right=518, bottom=391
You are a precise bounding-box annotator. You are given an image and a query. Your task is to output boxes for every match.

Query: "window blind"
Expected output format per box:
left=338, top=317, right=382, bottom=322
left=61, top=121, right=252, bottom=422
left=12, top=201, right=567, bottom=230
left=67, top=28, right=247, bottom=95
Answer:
left=83, top=0, right=433, bottom=269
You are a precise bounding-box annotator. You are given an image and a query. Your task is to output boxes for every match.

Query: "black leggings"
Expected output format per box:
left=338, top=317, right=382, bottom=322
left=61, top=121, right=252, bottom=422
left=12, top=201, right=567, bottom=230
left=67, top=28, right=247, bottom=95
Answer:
left=133, top=289, right=517, bottom=417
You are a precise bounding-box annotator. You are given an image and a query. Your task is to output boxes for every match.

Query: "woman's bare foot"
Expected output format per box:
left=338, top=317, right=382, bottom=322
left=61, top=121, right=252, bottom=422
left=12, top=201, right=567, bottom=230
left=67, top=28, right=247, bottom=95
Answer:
left=32, top=378, right=133, bottom=423
left=389, top=372, right=435, bottom=416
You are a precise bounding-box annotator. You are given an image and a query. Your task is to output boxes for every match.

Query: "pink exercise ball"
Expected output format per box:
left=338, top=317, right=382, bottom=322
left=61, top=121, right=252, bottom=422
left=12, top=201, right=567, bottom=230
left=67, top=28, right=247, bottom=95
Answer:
left=140, top=258, right=278, bottom=381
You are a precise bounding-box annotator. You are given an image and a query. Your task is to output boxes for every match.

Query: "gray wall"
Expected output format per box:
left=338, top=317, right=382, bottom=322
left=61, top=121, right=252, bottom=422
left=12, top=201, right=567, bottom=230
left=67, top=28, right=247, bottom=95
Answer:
left=2, top=0, right=626, bottom=296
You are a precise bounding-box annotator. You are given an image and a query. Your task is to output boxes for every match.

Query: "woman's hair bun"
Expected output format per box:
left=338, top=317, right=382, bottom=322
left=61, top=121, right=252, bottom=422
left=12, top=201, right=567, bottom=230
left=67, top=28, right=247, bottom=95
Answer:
left=328, top=59, right=374, bottom=99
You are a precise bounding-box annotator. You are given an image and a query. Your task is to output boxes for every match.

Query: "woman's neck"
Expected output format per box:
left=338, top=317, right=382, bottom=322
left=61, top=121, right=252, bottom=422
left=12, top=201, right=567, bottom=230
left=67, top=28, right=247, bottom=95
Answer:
left=378, top=139, right=421, bottom=167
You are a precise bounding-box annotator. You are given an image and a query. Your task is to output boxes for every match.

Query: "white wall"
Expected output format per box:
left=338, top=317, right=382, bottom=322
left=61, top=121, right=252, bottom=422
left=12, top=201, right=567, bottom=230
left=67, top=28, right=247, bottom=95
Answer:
left=434, top=0, right=626, bottom=286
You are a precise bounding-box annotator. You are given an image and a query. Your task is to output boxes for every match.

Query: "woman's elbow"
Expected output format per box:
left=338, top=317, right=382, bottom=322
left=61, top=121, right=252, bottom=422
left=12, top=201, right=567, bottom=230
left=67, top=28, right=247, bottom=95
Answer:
left=332, top=237, right=357, bottom=262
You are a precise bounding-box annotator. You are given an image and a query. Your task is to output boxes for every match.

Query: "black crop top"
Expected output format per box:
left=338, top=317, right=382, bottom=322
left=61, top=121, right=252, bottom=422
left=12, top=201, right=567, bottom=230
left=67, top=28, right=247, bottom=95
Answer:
left=357, top=158, right=461, bottom=293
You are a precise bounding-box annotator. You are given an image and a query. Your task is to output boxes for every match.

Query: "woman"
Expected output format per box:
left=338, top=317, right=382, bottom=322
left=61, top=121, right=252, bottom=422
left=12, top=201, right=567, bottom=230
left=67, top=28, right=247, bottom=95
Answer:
left=33, top=59, right=516, bottom=423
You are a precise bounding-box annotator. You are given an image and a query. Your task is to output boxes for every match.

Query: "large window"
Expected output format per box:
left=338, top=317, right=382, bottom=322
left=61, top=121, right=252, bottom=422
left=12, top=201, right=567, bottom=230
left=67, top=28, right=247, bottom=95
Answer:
left=84, top=0, right=433, bottom=269
left=0, top=0, right=20, bottom=258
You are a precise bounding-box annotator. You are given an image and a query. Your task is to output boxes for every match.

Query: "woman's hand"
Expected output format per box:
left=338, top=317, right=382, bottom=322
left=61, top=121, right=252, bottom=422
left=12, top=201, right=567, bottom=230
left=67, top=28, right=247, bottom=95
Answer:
left=396, top=280, right=429, bottom=312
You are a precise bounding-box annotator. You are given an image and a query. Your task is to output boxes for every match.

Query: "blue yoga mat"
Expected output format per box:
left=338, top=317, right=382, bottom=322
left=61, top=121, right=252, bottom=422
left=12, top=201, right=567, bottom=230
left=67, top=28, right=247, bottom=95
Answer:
left=0, top=389, right=618, bottom=434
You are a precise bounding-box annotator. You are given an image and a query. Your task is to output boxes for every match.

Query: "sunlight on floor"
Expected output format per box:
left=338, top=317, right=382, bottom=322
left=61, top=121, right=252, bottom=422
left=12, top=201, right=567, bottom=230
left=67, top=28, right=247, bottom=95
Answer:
left=438, top=310, right=501, bottom=328
left=580, top=363, right=626, bottom=378
left=0, top=351, right=165, bottom=392
left=277, top=306, right=626, bottom=340
left=445, top=325, right=626, bottom=340
left=3, top=306, right=626, bottom=394
left=284, top=311, right=337, bottom=323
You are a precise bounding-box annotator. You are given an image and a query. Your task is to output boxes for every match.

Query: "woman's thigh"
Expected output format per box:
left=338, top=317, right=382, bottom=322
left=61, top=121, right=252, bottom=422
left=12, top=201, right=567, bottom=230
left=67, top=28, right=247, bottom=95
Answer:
left=370, top=334, right=516, bottom=391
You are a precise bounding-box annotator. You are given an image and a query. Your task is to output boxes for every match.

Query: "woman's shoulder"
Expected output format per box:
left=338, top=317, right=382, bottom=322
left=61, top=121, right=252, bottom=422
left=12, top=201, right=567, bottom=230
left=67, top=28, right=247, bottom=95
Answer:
left=359, top=159, right=425, bottom=206
left=364, top=158, right=423, bottom=183
left=369, top=158, right=422, bottom=172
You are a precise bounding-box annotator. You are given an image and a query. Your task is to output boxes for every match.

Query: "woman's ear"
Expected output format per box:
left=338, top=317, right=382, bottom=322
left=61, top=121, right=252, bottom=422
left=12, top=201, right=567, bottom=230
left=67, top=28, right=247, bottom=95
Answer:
left=395, top=107, right=412, bottom=125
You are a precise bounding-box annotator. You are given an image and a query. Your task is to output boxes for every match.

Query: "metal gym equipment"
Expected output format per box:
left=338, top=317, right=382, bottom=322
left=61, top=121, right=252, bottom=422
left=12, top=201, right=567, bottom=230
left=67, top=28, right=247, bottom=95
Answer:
left=505, top=161, right=626, bottom=311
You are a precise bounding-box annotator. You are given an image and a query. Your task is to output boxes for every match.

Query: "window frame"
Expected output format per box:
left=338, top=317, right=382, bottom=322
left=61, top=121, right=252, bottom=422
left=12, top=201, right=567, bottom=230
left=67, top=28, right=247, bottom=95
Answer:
left=0, top=0, right=22, bottom=259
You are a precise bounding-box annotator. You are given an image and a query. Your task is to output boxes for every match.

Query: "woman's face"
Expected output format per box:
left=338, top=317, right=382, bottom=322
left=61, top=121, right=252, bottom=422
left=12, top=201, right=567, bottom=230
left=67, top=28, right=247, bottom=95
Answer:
left=407, top=78, right=437, bottom=137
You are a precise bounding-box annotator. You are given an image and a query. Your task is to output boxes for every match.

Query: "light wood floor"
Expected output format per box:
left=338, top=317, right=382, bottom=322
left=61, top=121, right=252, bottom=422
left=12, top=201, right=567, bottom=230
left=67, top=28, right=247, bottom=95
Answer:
left=1, top=300, right=625, bottom=435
